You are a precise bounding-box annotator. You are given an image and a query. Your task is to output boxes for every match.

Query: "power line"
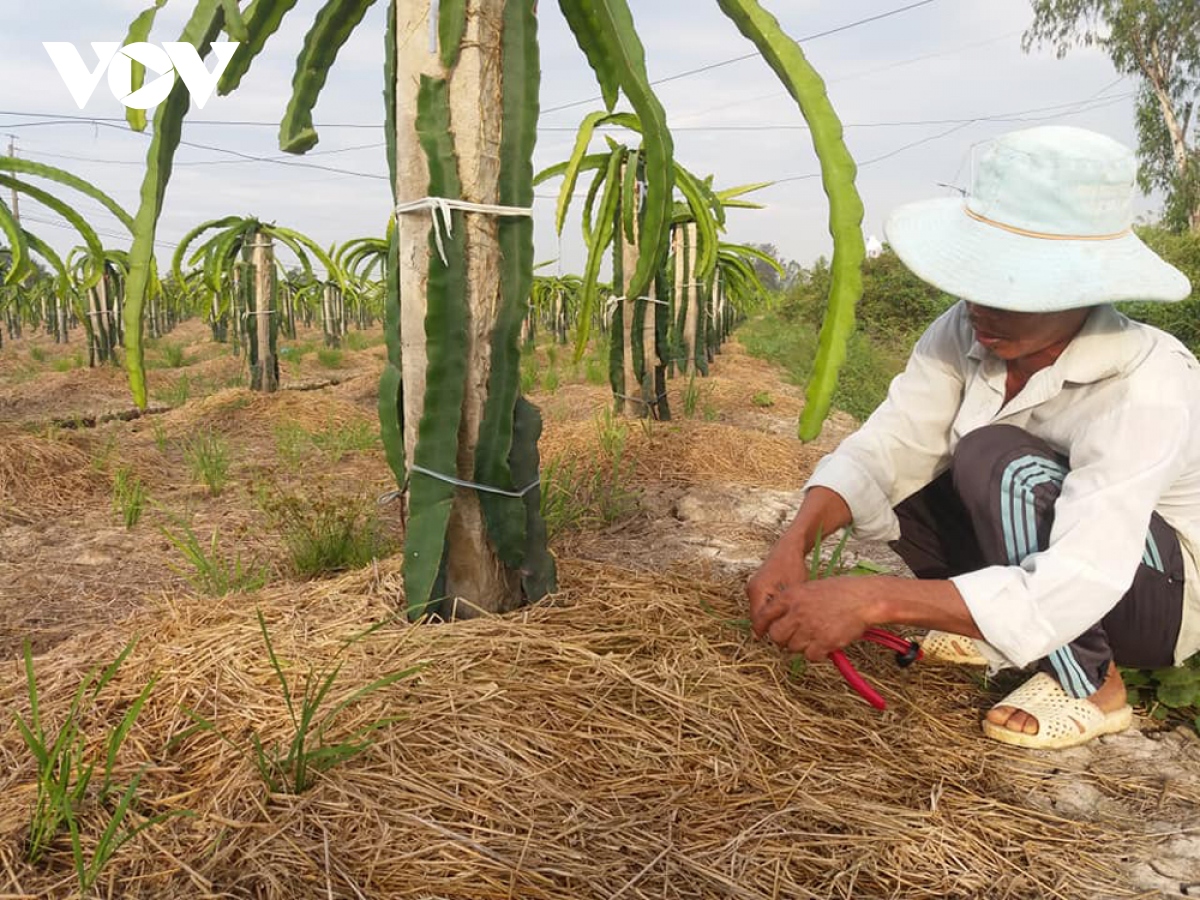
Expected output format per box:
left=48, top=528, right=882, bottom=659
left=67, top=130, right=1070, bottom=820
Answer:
left=0, top=0, right=940, bottom=131
left=6, top=135, right=19, bottom=226
left=771, top=92, right=1134, bottom=185
left=0, top=112, right=389, bottom=179
left=20, top=212, right=177, bottom=250
left=668, top=28, right=1024, bottom=126
left=944, top=75, right=1128, bottom=192
left=0, top=110, right=384, bottom=130
left=93, top=119, right=389, bottom=180
left=543, top=92, right=1135, bottom=132
left=4, top=88, right=1135, bottom=202
left=20, top=140, right=388, bottom=168
left=540, top=0, right=940, bottom=116
left=7, top=88, right=1138, bottom=179
left=2, top=84, right=1132, bottom=196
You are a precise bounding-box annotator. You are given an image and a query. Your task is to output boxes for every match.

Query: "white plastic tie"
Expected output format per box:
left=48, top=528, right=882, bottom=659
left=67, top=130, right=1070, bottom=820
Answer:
left=614, top=390, right=667, bottom=405
left=395, top=197, right=534, bottom=265
left=409, top=463, right=539, bottom=498
left=605, top=295, right=668, bottom=313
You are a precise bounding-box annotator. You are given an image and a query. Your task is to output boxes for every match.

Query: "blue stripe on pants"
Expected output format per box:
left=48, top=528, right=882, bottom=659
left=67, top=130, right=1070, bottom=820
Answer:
left=998, top=456, right=1097, bottom=697
left=1145, top=532, right=1165, bottom=573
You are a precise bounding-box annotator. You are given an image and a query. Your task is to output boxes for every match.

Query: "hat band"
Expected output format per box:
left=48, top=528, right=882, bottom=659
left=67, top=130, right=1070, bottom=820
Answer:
left=964, top=206, right=1130, bottom=242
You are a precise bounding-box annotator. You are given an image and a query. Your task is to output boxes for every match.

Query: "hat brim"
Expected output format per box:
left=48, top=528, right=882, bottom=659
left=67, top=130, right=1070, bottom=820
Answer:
left=884, top=198, right=1192, bottom=312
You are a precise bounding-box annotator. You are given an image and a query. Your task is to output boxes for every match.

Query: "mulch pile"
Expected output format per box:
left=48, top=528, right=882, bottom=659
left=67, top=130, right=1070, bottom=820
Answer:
left=0, top=558, right=1164, bottom=899
left=0, top=433, right=106, bottom=525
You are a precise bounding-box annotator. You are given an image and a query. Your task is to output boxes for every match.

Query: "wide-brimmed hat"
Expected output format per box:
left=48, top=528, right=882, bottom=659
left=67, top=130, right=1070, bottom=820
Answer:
left=884, top=126, right=1191, bottom=312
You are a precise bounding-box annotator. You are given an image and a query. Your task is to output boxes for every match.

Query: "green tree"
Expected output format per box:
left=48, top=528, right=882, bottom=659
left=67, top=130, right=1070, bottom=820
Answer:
left=1120, top=225, right=1200, bottom=349
left=1024, top=0, right=1200, bottom=232
left=745, top=242, right=786, bottom=292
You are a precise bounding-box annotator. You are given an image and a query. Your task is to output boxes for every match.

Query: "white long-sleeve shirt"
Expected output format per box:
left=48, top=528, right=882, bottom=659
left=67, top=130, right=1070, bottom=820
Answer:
left=806, top=301, right=1200, bottom=669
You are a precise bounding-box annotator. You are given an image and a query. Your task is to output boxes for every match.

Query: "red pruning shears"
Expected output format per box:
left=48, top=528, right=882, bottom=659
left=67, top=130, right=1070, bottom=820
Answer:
left=829, top=628, right=922, bottom=710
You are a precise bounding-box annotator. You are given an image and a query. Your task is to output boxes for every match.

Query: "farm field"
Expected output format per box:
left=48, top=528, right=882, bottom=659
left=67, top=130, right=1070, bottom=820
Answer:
left=1, top=321, right=1198, bottom=899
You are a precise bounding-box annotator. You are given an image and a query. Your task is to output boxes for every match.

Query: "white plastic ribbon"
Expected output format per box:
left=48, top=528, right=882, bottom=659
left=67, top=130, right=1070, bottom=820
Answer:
left=395, top=197, right=534, bottom=265
left=604, top=294, right=669, bottom=314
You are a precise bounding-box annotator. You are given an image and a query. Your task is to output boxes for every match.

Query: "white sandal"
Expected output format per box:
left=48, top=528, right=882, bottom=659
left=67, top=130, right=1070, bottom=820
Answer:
left=919, top=630, right=989, bottom=666
left=981, top=672, right=1133, bottom=749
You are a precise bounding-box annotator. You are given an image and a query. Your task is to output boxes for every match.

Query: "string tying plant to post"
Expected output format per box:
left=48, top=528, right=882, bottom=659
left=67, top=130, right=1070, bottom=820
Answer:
left=378, top=466, right=540, bottom=507
left=394, top=198, right=534, bottom=265
left=613, top=390, right=667, bottom=405
left=604, top=294, right=669, bottom=316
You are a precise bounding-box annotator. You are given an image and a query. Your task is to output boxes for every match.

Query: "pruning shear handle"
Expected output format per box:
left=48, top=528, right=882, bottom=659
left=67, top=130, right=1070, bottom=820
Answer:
left=828, top=628, right=922, bottom=711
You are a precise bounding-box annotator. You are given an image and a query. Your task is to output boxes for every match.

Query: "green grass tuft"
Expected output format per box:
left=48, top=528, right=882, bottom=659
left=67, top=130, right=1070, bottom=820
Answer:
left=274, top=421, right=380, bottom=468
left=112, top=466, right=147, bottom=528
left=182, top=430, right=230, bottom=496
left=90, top=434, right=119, bottom=473
left=162, top=519, right=270, bottom=595
left=151, top=419, right=169, bottom=454
left=311, top=421, right=380, bottom=461
left=259, top=487, right=391, bottom=578
left=316, top=347, right=343, bottom=368
left=540, top=411, right=637, bottom=539
left=14, top=639, right=186, bottom=891
left=520, top=353, right=538, bottom=395
left=343, top=331, right=380, bottom=352
left=153, top=374, right=192, bottom=408
left=681, top=375, right=701, bottom=418
left=584, top=357, right=606, bottom=386
left=160, top=342, right=187, bottom=368
left=178, top=610, right=425, bottom=794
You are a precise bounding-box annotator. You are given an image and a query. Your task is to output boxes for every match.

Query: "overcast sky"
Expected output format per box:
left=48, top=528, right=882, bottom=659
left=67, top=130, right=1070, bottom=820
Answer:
left=1, top=0, right=1146, bottom=276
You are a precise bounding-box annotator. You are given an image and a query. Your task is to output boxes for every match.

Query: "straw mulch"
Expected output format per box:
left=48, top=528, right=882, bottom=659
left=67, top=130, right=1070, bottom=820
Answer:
left=0, top=433, right=106, bottom=524
left=160, top=387, right=376, bottom=440
left=0, top=364, right=143, bottom=429
left=540, top=417, right=823, bottom=491
left=633, top=422, right=823, bottom=489
left=0, top=558, right=1159, bottom=900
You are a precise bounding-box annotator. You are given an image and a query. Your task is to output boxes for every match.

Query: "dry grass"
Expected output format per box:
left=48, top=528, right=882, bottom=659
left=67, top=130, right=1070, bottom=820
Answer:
left=540, top=418, right=823, bottom=491
left=161, top=387, right=370, bottom=439
left=0, top=433, right=105, bottom=525
left=0, top=559, right=1171, bottom=900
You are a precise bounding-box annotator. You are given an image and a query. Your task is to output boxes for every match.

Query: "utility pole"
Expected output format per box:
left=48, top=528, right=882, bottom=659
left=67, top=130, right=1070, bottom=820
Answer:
left=6, top=136, right=18, bottom=226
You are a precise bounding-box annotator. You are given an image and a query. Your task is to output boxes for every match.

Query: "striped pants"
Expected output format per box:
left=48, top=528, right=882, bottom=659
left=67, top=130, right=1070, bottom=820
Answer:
left=889, top=424, right=1184, bottom=698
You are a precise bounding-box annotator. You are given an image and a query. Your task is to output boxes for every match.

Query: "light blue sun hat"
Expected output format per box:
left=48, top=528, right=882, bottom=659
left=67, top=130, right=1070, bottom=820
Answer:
left=884, top=126, right=1191, bottom=312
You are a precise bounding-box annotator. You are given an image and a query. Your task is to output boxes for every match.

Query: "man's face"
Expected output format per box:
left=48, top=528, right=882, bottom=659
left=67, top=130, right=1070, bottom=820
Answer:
left=965, top=302, right=1092, bottom=362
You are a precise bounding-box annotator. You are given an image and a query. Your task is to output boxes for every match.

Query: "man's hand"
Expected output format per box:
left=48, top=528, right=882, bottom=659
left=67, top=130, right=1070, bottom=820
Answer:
left=747, top=571, right=883, bottom=661
left=744, top=548, right=808, bottom=642
left=746, top=486, right=906, bottom=660
left=748, top=559, right=983, bottom=661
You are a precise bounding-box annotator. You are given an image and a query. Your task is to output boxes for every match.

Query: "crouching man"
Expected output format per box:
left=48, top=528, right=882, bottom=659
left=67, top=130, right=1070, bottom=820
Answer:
left=747, top=126, right=1199, bottom=748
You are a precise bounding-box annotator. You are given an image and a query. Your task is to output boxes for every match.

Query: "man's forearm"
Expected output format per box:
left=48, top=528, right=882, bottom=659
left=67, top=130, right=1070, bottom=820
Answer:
left=791, top=489, right=983, bottom=639
left=775, top=486, right=854, bottom=560
left=870, top=576, right=983, bottom=639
